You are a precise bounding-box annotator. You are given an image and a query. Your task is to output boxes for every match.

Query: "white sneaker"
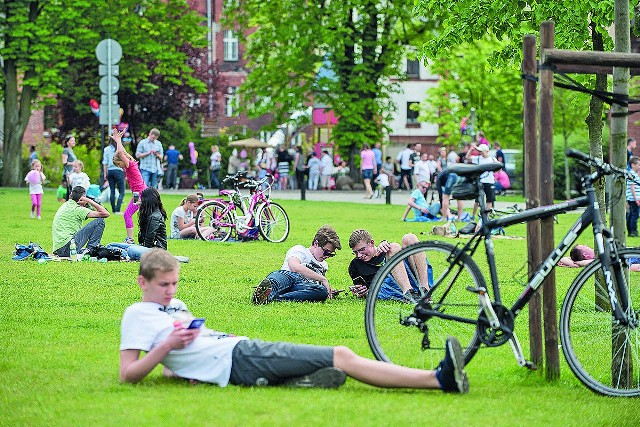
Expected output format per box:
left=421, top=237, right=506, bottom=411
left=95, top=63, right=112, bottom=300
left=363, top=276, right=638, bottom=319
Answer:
left=37, top=215, right=41, bottom=220
left=30, top=211, right=35, bottom=218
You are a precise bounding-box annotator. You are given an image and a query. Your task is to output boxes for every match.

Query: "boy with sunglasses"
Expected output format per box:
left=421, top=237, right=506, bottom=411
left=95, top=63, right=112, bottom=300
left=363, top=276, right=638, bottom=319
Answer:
left=120, top=248, right=468, bottom=392
left=252, top=225, right=342, bottom=304
left=348, top=229, right=430, bottom=302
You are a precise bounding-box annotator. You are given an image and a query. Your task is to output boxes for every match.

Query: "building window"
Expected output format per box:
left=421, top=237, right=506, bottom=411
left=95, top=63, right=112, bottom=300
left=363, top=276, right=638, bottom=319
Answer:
left=407, top=102, right=420, bottom=125
left=407, top=59, right=419, bottom=78
left=224, top=30, right=238, bottom=61
left=225, top=87, right=238, bottom=117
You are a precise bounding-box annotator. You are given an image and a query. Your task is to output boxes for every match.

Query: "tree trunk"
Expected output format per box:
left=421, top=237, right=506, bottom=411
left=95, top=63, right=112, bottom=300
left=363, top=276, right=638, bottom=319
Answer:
left=2, top=59, right=34, bottom=187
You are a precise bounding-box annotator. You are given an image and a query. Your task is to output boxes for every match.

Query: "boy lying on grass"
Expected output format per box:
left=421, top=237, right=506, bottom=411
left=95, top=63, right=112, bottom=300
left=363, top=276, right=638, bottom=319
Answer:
left=119, top=248, right=469, bottom=393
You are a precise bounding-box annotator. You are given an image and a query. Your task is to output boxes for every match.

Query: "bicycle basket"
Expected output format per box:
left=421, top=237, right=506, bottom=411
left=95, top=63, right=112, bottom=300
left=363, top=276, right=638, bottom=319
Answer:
left=451, top=178, right=478, bottom=200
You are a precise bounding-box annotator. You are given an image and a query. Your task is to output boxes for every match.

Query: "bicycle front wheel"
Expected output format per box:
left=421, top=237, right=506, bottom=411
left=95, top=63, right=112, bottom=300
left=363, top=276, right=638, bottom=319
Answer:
left=257, top=202, right=290, bottom=243
left=365, top=240, right=485, bottom=369
left=195, top=201, right=234, bottom=242
left=560, top=248, right=640, bottom=397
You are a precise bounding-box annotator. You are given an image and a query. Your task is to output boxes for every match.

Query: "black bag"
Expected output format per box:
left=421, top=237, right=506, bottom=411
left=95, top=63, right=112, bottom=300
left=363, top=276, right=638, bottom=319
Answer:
left=458, top=221, right=477, bottom=235
left=88, top=245, right=127, bottom=261
left=451, top=178, right=478, bottom=200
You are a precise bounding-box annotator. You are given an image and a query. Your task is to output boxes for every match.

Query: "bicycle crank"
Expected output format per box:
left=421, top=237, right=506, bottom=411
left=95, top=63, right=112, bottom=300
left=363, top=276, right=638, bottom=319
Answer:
left=476, top=302, right=515, bottom=347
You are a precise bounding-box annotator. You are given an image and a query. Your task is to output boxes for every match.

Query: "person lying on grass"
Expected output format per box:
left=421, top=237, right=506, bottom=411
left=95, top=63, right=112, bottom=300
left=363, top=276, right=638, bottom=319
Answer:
left=558, top=244, right=640, bottom=270
left=119, top=248, right=469, bottom=393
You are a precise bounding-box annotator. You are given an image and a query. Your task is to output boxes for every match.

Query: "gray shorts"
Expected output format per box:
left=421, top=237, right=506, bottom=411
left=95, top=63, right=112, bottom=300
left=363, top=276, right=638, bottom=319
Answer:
left=228, top=339, right=334, bottom=386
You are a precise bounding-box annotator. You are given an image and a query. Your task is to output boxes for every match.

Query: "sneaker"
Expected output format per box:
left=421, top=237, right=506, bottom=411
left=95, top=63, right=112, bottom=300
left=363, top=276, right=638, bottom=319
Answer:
left=32, top=250, right=52, bottom=261
left=30, top=211, right=35, bottom=219
left=174, top=255, right=190, bottom=263
left=12, top=243, right=35, bottom=261
left=37, top=215, right=41, bottom=220
left=124, top=237, right=135, bottom=244
left=435, top=336, right=469, bottom=393
left=252, top=279, right=273, bottom=305
left=403, top=289, right=421, bottom=303
left=282, top=367, right=346, bottom=388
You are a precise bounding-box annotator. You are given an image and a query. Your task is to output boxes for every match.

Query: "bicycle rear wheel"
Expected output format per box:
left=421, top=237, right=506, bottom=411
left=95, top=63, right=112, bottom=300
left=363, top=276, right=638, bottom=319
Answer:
left=257, top=202, right=290, bottom=243
left=195, top=201, right=234, bottom=242
left=560, top=248, right=640, bottom=397
left=365, top=240, right=485, bottom=370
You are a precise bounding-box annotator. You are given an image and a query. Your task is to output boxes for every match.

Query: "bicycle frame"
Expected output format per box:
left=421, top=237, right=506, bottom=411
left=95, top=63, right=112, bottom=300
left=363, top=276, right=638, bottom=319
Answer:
left=426, top=167, right=632, bottom=336
left=215, top=175, right=274, bottom=230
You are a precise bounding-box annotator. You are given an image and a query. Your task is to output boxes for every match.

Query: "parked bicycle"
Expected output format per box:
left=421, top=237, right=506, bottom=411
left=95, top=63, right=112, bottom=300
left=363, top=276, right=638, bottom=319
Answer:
left=195, top=172, right=290, bottom=243
left=365, top=149, right=640, bottom=397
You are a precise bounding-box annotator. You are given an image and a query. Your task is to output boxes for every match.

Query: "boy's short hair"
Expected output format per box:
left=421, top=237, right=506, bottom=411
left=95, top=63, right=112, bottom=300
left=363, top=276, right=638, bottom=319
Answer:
left=149, top=128, right=161, bottom=137
left=313, top=225, right=342, bottom=250
left=349, top=229, right=373, bottom=249
left=139, top=248, right=180, bottom=280
left=70, top=186, right=86, bottom=202
left=630, top=156, right=640, bottom=166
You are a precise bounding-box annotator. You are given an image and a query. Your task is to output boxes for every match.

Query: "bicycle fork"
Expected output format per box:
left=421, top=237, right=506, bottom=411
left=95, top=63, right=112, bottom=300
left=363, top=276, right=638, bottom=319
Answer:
left=469, top=286, right=537, bottom=370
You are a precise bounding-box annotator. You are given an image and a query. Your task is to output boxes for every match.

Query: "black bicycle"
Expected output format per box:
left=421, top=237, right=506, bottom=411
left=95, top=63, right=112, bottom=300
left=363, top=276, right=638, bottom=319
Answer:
left=365, top=149, right=640, bottom=397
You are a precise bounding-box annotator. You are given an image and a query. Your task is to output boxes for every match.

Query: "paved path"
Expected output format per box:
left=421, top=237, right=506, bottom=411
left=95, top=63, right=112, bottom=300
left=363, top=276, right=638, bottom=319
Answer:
left=163, top=187, right=524, bottom=212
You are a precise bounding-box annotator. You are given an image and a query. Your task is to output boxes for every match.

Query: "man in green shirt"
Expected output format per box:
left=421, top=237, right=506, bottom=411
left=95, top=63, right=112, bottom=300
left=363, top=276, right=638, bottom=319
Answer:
left=52, top=186, right=110, bottom=257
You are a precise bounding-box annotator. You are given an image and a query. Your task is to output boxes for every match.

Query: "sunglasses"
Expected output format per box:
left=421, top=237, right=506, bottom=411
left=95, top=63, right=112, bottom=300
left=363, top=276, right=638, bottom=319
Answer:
left=322, top=248, right=336, bottom=258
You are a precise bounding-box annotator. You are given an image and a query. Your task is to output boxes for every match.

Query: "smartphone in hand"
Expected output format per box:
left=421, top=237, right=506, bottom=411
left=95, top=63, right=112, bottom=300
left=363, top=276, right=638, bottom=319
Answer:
left=352, top=276, right=368, bottom=287
left=187, top=318, right=205, bottom=329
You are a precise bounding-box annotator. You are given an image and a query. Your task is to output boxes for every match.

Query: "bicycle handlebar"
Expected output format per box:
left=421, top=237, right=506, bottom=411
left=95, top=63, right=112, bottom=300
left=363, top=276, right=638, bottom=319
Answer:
left=565, top=148, right=640, bottom=184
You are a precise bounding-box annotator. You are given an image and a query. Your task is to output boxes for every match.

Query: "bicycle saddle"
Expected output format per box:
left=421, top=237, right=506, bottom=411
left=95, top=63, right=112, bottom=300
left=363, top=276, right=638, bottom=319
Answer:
left=446, top=162, right=503, bottom=177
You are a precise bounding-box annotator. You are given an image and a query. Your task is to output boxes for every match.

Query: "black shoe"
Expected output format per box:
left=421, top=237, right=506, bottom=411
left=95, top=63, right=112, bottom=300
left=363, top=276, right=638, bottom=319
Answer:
left=403, top=289, right=421, bottom=303
left=282, top=367, right=346, bottom=388
left=435, top=336, right=469, bottom=393
left=252, top=279, right=273, bottom=305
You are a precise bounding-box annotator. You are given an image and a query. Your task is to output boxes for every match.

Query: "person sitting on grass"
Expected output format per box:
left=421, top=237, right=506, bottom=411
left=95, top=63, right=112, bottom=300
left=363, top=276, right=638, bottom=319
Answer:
left=401, top=180, right=440, bottom=222
left=347, top=229, right=431, bottom=303
left=106, top=188, right=171, bottom=261
left=170, top=194, right=213, bottom=240
left=251, top=225, right=342, bottom=304
left=52, top=186, right=110, bottom=257
left=119, top=248, right=468, bottom=393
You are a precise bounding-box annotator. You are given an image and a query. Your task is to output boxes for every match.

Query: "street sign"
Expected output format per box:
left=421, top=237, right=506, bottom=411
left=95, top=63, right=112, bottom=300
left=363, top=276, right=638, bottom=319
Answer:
left=99, top=65, right=119, bottom=76
left=101, top=94, right=118, bottom=105
left=99, top=75, right=119, bottom=95
left=99, top=104, right=120, bottom=125
left=96, top=39, right=122, bottom=65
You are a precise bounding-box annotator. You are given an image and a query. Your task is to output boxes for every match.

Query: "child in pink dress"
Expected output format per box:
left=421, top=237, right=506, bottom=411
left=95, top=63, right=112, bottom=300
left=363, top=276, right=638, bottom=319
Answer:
left=111, top=127, right=147, bottom=243
left=25, top=160, right=46, bottom=219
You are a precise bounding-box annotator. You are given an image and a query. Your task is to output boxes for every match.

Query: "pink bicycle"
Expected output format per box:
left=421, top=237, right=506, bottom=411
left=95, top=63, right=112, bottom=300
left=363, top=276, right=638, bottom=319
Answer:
left=195, top=172, right=290, bottom=243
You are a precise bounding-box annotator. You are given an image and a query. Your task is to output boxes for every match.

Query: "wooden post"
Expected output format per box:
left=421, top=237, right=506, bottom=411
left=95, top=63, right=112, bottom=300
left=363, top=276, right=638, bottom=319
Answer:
left=539, top=21, right=560, bottom=380
left=523, top=35, right=543, bottom=368
left=385, top=185, right=391, bottom=205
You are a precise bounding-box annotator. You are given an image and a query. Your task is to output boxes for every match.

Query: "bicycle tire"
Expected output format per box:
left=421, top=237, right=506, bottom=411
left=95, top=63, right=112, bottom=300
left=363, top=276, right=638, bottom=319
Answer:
left=256, top=202, right=290, bottom=243
left=195, top=200, right=234, bottom=242
left=560, top=248, right=640, bottom=397
left=365, top=240, right=485, bottom=369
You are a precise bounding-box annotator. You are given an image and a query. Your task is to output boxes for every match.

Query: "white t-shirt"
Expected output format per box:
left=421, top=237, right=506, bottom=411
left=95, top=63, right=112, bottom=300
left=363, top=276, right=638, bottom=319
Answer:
left=120, top=300, right=246, bottom=387
left=280, top=245, right=328, bottom=277
left=413, top=160, right=431, bottom=184
left=474, top=155, right=497, bottom=184
left=396, top=148, right=414, bottom=170
left=170, top=206, right=192, bottom=238
left=375, top=173, right=390, bottom=188
left=68, top=172, right=90, bottom=190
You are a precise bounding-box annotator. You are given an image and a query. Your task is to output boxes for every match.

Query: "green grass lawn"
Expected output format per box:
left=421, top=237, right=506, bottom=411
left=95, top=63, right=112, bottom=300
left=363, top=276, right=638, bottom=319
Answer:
left=0, top=188, right=638, bottom=426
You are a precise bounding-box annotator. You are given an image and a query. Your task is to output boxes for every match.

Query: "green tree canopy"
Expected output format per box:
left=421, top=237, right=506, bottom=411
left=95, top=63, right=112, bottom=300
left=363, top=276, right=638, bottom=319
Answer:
left=1, top=0, right=210, bottom=186
left=226, top=0, right=430, bottom=163
left=418, top=36, right=523, bottom=148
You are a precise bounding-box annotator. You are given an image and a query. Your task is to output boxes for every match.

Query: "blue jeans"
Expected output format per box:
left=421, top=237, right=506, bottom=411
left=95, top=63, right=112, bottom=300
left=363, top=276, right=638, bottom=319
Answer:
left=106, top=242, right=150, bottom=261
left=628, top=201, right=639, bottom=234
left=141, top=169, right=159, bottom=189
left=210, top=169, right=221, bottom=189
left=378, top=259, right=433, bottom=300
left=107, top=169, right=125, bottom=213
left=265, top=270, right=328, bottom=302
left=165, top=164, right=178, bottom=189
left=54, top=218, right=105, bottom=257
